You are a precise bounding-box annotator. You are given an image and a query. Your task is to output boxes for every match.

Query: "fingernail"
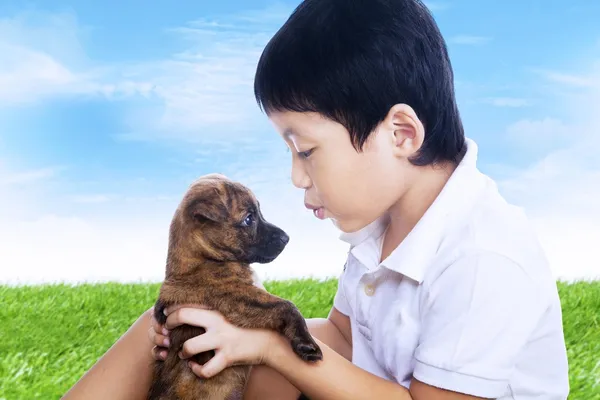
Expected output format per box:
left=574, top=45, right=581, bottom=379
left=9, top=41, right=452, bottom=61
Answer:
left=162, top=327, right=169, bottom=336
left=163, top=338, right=170, bottom=347
left=160, top=350, right=167, bottom=360
left=163, top=308, right=168, bottom=316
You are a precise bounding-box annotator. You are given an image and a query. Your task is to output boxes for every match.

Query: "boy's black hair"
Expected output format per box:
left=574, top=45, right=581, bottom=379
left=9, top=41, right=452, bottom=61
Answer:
left=254, top=0, right=466, bottom=166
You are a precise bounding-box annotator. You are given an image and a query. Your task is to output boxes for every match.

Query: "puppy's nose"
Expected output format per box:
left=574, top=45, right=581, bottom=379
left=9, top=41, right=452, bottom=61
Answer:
left=278, top=232, right=289, bottom=245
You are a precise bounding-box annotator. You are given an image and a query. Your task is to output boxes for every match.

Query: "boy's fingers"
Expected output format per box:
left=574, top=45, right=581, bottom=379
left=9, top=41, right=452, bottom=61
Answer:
left=152, top=345, right=168, bottom=361
left=148, top=327, right=171, bottom=347
left=165, top=308, right=220, bottom=330
left=150, top=314, right=170, bottom=336
left=195, top=352, right=228, bottom=378
left=179, top=332, right=219, bottom=359
left=164, top=303, right=210, bottom=316
left=188, top=360, right=204, bottom=377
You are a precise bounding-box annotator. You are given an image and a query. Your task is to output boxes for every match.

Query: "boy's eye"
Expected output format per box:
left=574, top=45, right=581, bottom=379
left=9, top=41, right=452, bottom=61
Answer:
left=298, top=148, right=315, bottom=159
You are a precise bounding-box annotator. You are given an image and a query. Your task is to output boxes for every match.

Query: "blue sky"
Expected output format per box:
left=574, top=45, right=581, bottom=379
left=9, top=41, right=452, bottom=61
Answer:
left=1, top=0, right=599, bottom=284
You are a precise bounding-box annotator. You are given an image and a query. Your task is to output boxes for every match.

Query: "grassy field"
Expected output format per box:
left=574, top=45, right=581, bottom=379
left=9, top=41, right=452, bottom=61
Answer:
left=0, top=279, right=598, bottom=399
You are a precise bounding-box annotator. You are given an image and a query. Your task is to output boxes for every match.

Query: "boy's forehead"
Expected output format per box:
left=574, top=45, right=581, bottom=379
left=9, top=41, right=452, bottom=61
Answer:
left=269, top=112, right=304, bottom=138
left=269, top=111, right=328, bottom=138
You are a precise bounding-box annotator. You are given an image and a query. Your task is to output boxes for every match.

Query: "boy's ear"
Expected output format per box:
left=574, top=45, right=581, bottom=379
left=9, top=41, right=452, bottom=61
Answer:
left=383, top=104, right=425, bottom=158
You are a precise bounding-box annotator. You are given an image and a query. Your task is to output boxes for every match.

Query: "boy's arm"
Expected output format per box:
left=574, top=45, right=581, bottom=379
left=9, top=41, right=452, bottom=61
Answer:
left=273, top=304, right=486, bottom=399
left=326, top=306, right=352, bottom=360
left=267, top=334, right=488, bottom=400
left=62, top=308, right=155, bottom=400
left=327, top=262, right=353, bottom=359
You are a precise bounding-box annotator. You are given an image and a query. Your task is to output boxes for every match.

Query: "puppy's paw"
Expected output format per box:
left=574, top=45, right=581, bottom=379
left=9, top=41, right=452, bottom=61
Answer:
left=291, top=337, right=323, bottom=362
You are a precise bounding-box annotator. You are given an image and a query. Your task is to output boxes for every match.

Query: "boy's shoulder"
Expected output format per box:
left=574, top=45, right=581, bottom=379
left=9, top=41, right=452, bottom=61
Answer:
left=428, top=165, right=557, bottom=301
left=412, top=171, right=569, bottom=398
left=443, top=177, right=546, bottom=263
left=404, top=138, right=558, bottom=302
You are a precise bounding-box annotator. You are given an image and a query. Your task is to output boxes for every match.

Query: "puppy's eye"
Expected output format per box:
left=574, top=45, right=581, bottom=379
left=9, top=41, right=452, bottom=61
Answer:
left=241, top=213, right=255, bottom=227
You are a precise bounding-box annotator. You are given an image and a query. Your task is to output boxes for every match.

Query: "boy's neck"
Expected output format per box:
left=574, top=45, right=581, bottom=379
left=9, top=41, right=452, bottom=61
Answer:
left=381, top=161, right=456, bottom=260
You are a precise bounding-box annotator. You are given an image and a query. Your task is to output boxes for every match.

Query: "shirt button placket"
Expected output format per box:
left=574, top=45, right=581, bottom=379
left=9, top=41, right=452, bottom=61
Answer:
left=355, top=273, right=377, bottom=341
left=364, top=283, right=376, bottom=296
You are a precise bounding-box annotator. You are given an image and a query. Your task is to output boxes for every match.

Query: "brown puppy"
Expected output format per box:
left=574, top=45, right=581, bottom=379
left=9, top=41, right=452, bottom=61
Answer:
left=148, top=173, right=322, bottom=400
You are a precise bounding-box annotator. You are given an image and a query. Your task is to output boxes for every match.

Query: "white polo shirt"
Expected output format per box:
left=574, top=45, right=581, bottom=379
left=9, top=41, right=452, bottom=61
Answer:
left=333, top=139, right=570, bottom=399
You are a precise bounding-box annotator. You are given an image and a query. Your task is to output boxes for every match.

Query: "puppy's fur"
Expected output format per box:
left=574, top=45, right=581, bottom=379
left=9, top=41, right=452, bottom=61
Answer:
left=148, top=174, right=322, bottom=400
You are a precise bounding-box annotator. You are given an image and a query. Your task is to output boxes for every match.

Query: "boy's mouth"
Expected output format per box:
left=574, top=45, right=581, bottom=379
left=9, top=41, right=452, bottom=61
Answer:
left=304, top=202, right=326, bottom=220
left=313, top=207, right=325, bottom=220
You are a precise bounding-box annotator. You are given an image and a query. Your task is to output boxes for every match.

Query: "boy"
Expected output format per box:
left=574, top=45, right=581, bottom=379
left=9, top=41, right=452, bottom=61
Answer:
left=64, top=0, right=570, bottom=399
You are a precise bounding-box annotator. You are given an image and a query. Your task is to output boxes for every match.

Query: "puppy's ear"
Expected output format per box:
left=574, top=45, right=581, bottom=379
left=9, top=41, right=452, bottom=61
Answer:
left=189, top=198, right=227, bottom=223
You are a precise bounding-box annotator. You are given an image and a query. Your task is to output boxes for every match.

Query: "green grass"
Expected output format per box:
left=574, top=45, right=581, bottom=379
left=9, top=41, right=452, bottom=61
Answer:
left=0, top=279, right=598, bottom=399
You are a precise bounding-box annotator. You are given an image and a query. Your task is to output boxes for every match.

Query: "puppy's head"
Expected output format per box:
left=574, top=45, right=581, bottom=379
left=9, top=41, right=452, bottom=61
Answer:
left=171, top=173, right=289, bottom=264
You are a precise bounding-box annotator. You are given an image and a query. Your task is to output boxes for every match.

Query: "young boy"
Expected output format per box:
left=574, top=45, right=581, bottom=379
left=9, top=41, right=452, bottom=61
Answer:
left=64, top=0, right=570, bottom=399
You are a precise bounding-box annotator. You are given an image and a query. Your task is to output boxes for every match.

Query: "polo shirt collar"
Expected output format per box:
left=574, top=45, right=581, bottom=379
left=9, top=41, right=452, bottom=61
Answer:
left=338, top=215, right=388, bottom=248
left=338, top=138, right=488, bottom=283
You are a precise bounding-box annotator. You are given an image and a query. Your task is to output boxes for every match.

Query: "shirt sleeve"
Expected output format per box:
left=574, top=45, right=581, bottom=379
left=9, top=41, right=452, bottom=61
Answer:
left=332, top=260, right=351, bottom=316
left=412, top=251, right=549, bottom=398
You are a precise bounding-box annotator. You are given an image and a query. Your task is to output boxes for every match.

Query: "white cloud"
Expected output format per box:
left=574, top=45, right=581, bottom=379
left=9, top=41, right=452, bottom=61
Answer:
left=498, top=64, right=600, bottom=281
left=0, top=11, right=156, bottom=106
left=0, top=7, right=292, bottom=140
left=116, top=9, right=290, bottom=142
left=0, top=214, right=171, bottom=285
left=0, top=165, right=62, bottom=185
left=71, top=194, right=113, bottom=204
left=424, top=1, right=451, bottom=11
left=498, top=153, right=600, bottom=281
left=0, top=159, right=173, bottom=284
left=533, top=68, right=597, bottom=88
left=484, top=97, right=532, bottom=108
left=0, top=42, right=82, bottom=105
left=449, top=35, right=492, bottom=45
left=0, top=162, right=61, bottom=222
left=505, top=117, right=571, bottom=152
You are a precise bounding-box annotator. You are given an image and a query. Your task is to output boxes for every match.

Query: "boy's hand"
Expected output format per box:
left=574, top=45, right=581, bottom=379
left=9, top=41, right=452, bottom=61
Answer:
left=147, top=270, right=268, bottom=362
left=148, top=308, right=170, bottom=361
left=164, top=306, right=279, bottom=379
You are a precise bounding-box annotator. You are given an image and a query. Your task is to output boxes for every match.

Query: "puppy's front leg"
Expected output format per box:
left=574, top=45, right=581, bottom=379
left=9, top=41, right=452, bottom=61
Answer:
left=216, top=287, right=323, bottom=363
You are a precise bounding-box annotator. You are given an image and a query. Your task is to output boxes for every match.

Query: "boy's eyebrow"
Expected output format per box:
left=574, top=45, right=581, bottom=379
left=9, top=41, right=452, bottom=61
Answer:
left=283, top=128, right=308, bottom=139
left=283, top=129, right=295, bottom=138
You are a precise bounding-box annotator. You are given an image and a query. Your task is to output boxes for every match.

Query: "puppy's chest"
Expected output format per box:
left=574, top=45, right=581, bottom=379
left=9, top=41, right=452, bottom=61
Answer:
left=250, top=267, right=266, bottom=290
left=160, top=264, right=260, bottom=304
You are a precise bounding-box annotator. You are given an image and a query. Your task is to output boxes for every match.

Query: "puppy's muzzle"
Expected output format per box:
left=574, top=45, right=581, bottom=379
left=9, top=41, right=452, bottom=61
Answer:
left=275, top=231, right=290, bottom=246
left=248, top=225, right=289, bottom=264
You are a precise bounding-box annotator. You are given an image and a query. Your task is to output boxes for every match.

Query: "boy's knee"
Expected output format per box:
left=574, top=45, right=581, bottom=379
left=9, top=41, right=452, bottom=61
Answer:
left=243, top=365, right=301, bottom=400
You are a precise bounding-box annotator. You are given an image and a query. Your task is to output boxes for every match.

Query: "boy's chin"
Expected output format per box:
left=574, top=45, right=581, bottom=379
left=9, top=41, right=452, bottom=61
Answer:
left=330, top=218, right=346, bottom=232
left=331, top=218, right=364, bottom=234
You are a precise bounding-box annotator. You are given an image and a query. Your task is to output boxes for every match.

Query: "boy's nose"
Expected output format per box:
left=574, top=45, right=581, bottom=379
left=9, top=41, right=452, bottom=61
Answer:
left=291, top=160, right=312, bottom=189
